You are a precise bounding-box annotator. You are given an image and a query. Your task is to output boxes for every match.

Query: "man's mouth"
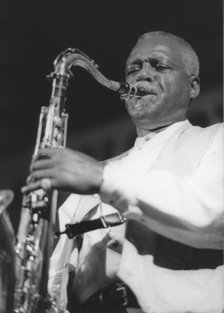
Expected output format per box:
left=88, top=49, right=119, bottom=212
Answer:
left=135, top=81, right=157, bottom=97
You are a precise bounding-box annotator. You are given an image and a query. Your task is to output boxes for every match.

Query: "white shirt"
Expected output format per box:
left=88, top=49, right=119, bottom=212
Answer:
left=49, top=120, right=224, bottom=313
left=101, top=120, right=224, bottom=249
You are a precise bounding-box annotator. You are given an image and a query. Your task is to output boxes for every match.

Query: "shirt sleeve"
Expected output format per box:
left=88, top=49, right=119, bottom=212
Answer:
left=100, top=125, right=224, bottom=249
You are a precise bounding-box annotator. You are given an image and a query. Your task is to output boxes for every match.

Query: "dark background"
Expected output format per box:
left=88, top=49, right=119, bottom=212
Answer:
left=0, top=0, right=223, bottom=232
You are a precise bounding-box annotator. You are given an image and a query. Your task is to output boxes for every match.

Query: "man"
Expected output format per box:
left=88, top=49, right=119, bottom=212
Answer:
left=22, top=31, right=224, bottom=313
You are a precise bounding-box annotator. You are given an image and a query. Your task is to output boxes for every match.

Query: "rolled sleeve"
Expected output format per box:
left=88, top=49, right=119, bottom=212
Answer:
left=100, top=126, right=224, bottom=249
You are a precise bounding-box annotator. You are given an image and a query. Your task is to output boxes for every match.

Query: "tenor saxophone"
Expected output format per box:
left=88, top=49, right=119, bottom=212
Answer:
left=14, top=48, right=137, bottom=313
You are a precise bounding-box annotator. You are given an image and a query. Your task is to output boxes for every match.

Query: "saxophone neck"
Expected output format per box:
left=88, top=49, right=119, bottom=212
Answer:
left=50, top=48, right=131, bottom=94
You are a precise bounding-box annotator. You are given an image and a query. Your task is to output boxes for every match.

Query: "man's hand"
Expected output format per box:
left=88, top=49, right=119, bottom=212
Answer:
left=21, top=148, right=105, bottom=195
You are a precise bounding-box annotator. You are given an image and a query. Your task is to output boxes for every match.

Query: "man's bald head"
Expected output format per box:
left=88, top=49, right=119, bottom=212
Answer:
left=129, top=31, right=200, bottom=79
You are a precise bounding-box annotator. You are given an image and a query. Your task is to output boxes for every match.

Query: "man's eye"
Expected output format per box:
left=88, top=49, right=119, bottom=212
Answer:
left=127, top=66, right=140, bottom=74
left=155, top=64, right=169, bottom=71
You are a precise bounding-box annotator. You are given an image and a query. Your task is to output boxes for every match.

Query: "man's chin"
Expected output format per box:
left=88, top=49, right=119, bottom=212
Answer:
left=126, top=102, right=145, bottom=119
left=126, top=97, right=157, bottom=117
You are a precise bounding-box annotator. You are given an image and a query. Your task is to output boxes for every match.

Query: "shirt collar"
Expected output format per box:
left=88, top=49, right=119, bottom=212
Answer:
left=134, top=120, right=189, bottom=149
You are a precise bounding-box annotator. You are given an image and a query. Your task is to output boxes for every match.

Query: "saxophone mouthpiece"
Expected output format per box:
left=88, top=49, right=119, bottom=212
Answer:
left=118, top=82, right=140, bottom=100
left=118, top=82, right=137, bottom=95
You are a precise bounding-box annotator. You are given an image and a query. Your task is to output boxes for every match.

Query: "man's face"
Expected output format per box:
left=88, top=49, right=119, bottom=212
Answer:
left=125, top=36, right=192, bottom=132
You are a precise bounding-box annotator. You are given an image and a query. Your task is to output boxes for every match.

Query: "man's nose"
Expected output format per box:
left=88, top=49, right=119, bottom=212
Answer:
left=137, top=62, right=154, bottom=81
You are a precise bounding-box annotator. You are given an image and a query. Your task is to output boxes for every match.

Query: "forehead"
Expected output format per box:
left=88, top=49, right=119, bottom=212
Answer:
left=127, top=36, right=184, bottom=66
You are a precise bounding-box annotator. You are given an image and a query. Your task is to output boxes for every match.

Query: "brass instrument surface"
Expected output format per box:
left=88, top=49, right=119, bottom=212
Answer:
left=0, top=190, right=16, bottom=313
left=14, top=48, right=132, bottom=313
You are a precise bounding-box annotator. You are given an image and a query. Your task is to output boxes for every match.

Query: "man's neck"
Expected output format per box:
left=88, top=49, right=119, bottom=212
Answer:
left=136, top=123, right=173, bottom=137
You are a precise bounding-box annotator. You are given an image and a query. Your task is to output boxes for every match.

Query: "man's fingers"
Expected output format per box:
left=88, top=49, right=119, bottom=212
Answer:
left=21, top=178, right=54, bottom=194
left=30, top=159, right=54, bottom=172
left=22, top=169, right=54, bottom=194
left=21, top=180, right=42, bottom=194
left=26, top=175, right=32, bottom=184
left=37, top=148, right=65, bottom=158
left=31, top=169, right=54, bottom=180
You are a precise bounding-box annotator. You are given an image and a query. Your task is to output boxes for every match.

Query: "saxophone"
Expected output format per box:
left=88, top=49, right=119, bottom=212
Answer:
left=14, top=48, right=137, bottom=313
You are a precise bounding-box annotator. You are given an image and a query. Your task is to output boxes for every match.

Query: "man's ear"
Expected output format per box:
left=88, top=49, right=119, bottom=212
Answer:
left=189, top=75, right=200, bottom=100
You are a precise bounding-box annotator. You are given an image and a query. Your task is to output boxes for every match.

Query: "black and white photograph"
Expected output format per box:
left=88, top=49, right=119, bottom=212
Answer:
left=0, top=1, right=223, bottom=312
